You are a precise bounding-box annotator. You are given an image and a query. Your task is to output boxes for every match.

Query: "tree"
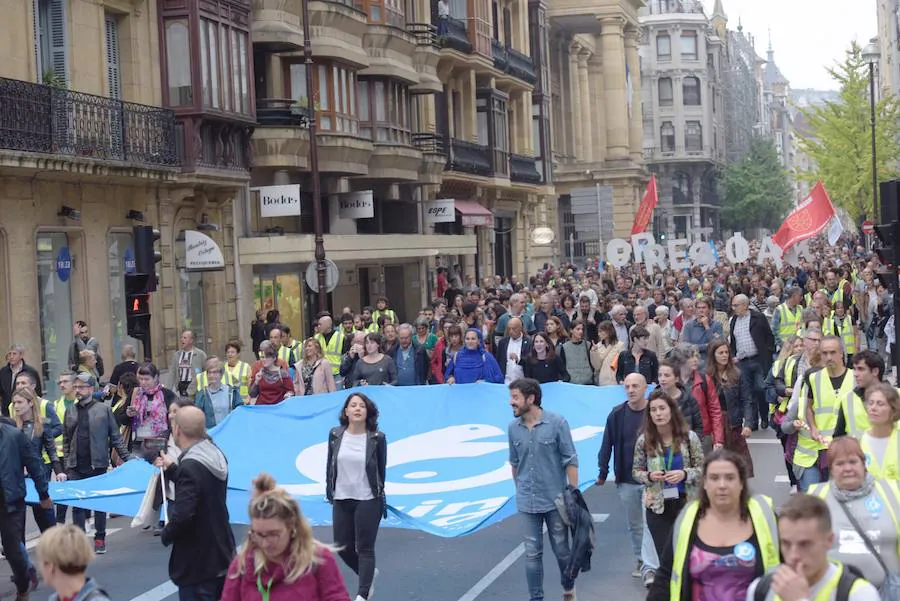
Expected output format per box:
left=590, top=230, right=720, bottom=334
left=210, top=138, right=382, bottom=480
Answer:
left=797, top=42, right=900, bottom=221
left=721, top=136, right=793, bottom=231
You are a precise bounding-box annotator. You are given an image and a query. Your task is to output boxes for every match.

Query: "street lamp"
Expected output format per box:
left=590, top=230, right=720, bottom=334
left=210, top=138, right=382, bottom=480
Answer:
left=863, top=38, right=881, bottom=222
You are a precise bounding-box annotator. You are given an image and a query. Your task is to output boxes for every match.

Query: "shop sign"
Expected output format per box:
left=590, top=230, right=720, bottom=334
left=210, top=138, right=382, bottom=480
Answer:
left=338, top=191, right=374, bottom=219
left=56, top=247, right=72, bottom=282
left=123, top=247, right=136, bottom=274
left=425, top=199, right=456, bottom=224
left=258, top=184, right=302, bottom=218
left=185, top=230, right=225, bottom=272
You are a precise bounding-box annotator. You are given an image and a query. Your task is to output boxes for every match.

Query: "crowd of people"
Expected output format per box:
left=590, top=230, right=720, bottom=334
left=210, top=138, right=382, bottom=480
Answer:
left=0, top=232, right=897, bottom=601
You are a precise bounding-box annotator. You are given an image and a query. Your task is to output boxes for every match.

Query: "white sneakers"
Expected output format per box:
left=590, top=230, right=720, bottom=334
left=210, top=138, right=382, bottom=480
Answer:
left=356, top=568, right=380, bottom=601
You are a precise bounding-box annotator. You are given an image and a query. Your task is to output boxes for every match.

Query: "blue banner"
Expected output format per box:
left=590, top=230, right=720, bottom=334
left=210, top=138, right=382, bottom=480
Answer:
left=28, top=383, right=626, bottom=537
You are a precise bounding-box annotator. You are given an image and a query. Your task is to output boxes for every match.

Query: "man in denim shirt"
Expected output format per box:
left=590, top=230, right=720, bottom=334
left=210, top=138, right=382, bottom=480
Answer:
left=507, top=378, right=579, bottom=601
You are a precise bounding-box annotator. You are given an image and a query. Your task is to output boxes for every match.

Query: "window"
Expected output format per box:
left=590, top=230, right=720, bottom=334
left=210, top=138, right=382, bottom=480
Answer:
left=680, top=31, right=698, bottom=60
left=359, top=0, right=405, bottom=26
left=104, top=13, right=121, bottom=100
left=36, top=232, right=73, bottom=399
left=108, top=232, right=140, bottom=363
left=165, top=20, right=192, bottom=106
left=33, top=0, right=68, bottom=85
left=685, top=120, right=702, bottom=151
left=658, top=77, right=673, bottom=107
left=198, top=18, right=250, bottom=114
left=660, top=121, right=675, bottom=152
left=682, top=76, right=700, bottom=106
left=358, top=79, right=411, bottom=144
left=317, top=63, right=358, bottom=133
left=472, top=0, right=492, bottom=55
left=656, top=33, right=671, bottom=60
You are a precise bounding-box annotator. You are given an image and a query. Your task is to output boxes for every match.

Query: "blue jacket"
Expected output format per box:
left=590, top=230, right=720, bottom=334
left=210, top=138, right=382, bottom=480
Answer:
left=0, top=419, right=49, bottom=509
left=445, top=329, right=504, bottom=384
left=194, top=385, right=242, bottom=429
left=49, top=577, right=110, bottom=601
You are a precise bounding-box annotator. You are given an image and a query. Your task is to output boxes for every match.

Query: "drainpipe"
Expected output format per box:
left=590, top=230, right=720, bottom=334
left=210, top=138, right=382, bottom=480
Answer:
left=234, top=184, right=250, bottom=351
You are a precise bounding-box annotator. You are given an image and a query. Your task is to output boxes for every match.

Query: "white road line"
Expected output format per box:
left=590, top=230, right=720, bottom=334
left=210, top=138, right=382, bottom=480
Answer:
left=746, top=439, right=780, bottom=444
left=774, top=475, right=791, bottom=483
left=129, top=580, right=177, bottom=601
left=24, top=527, right=122, bottom=550
left=456, top=514, right=609, bottom=601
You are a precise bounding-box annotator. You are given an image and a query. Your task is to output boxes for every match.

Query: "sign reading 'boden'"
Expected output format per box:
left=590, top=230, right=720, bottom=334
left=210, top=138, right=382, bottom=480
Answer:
left=338, top=190, right=375, bottom=219
left=258, top=184, right=302, bottom=218
left=424, top=199, right=456, bottom=224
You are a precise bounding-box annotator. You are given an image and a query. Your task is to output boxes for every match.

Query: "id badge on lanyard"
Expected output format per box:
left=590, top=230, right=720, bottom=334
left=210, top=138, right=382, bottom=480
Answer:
left=662, top=446, right=679, bottom=499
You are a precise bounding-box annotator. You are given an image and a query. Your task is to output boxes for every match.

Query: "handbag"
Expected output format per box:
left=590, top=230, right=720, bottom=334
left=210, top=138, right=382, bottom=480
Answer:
left=838, top=497, right=900, bottom=601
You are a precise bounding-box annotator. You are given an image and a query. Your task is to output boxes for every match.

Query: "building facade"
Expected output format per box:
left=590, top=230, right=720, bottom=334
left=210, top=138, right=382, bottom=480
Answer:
left=761, top=40, right=793, bottom=174
left=638, top=0, right=724, bottom=239
left=0, top=0, right=251, bottom=397
left=877, top=0, right=900, bottom=97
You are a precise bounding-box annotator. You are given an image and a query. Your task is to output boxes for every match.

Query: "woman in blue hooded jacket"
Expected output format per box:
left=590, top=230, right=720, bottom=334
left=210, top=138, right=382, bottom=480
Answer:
left=445, top=328, right=504, bottom=384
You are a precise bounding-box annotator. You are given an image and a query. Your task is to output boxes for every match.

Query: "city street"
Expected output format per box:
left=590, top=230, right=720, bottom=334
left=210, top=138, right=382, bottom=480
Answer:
left=0, top=431, right=791, bottom=601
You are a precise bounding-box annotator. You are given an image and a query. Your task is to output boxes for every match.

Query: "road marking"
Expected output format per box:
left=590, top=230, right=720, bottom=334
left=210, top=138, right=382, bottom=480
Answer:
left=746, top=439, right=780, bottom=445
left=24, top=527, right=122, bottom=550
left=774, top=475, right=791, bottom=483
left=129, top=580, right=177, bottom=601
left=456, top=514, right=609, bottom=601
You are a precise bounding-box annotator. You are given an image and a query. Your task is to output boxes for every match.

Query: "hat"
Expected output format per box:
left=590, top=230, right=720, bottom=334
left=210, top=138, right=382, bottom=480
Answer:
left=74, top=373, right=97, bottom=388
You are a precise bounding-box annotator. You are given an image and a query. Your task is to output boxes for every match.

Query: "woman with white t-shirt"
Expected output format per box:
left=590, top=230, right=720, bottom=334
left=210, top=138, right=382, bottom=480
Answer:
left=326, top=393, right=387, bottom=601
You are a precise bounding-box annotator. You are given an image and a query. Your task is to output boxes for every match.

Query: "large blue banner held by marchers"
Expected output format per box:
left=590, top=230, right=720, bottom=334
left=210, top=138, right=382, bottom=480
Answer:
left=27, top=383, right=626, bottom=537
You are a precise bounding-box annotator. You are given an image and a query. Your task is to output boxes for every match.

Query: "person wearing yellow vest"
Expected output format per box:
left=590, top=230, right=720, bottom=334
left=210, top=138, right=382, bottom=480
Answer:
left=859, top=384, right=900, bottom=481
left=8, top=370, right=62, bottom=440
left=845, top=350, right=885, bottom=436
left=824, top=301, right=859, bottom=359
left=647, top=449, right=779, bottom=601
left=786, top=337, right=855, bottom=492
left=257, top=327, right=295, bottom=367
left=314, top=315, right=351, bottom=389
left=806, top=437, right=900, bottom=591
left=770, top=337, right=803, bottom=489
left=826, top=269, right=854, bottom=310
left=746, top=493, right=879, bottom=601
left=773, top=287, right=805, bottom=349
left=359, top=307, right=379, bottom=333
left=223, top=339, right=251, bottom=403
left=372, top=296, right=397, bottom=331
left=282, top=326, right=303, bottom=366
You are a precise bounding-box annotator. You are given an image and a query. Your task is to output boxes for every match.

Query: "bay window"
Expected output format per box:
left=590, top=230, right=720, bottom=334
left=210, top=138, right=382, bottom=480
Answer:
left=197, top=18, right=250, bottom=114
left=165, top=20, right=192, bottom=106
left=358, top=79, right=411, bottom=144
left=317, top=63, right=358, bottom=133
left=359, top=0, right=405, bottom=26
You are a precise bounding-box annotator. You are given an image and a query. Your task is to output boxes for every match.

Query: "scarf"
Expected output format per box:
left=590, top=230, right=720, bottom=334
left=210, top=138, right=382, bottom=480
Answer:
left=453, top=329, right=488, bottom=374
left=832, top=473, right=876, bottom=502
left=132, top=382, right=168, bottom=437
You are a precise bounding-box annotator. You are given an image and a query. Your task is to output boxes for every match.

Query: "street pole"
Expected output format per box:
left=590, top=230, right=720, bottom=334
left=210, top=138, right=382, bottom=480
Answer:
left=595, top=182, right=604, bottom=262
left=870, top=60, right=879, bottom=222
left=303, top=0, right=327, bottom=314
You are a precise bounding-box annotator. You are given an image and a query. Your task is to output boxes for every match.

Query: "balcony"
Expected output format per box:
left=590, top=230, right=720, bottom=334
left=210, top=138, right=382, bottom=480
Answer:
left=177, top=116, right=253, bottom=182
left=446, top=138, right=492, bottom=176
left=252, top=98, right=311, bottom=169
left=672, top=187, right=693, bottom=205
left=0, top=76, right=178, bottom=173
left=408, top=23, right=442, bottom=93
left=413, top=133, right=450, bottom=184
left=506, top=48, right=537, bottom=84
left=642, top=0, right=706, bottom=15
left=438, top=17, right=472, bottom=53
left=509, top=153, right=541, bottom=184
left=251, top=0, right=303, bottom=52
left=492, top=39, right=508, bottom=70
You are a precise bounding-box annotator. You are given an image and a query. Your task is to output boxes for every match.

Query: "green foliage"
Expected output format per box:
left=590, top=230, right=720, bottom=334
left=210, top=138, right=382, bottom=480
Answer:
left=721, top=136, right=793, bottom=230
left=796, top=42, right=900, bottom=221
left=42, top=69, right=66, bottom=89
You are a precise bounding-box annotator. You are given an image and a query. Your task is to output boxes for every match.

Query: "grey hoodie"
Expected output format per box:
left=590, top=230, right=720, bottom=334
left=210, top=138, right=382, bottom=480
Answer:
left=181, top=438, right=228, bottom=481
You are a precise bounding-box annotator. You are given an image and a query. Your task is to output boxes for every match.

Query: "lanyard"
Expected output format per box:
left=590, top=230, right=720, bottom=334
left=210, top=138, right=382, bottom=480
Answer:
left=663, top=445, right=675, bottom=471
left=256, top=574, right=274, bottom=601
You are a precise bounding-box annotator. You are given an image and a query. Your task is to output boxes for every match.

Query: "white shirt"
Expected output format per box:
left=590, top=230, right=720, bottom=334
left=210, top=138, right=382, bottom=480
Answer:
left=334, top=432, right=373, bottom=501
left=505, top=336, right=525, bottom=384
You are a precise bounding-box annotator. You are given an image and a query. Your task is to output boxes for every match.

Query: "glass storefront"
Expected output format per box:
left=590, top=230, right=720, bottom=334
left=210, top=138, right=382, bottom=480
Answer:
left=253, top=271, right=305, bottom=341
left=175, top=237, right=207, bottom=352
left=36, top=232, right=74, bottom=399
left=108, top=232, right=140, bottom=362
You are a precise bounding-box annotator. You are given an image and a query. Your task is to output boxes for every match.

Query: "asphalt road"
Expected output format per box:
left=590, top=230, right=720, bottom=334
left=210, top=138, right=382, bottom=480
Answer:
left=1, top=430, right=791, bottom=601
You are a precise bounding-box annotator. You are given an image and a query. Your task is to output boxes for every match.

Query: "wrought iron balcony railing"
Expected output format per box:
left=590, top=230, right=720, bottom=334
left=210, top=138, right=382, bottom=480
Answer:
left=256, top=98, right=312, bottom=127
left=492, top=38, right=508, bottom=70
left=506, top=47, right=537, bottom=84
left=437, top=16, right=472, bottom=53
left=0, top=76, right=178, bottom=167
left=446, top=138, right=491, bottom=176
left=412, top=132, right=446, bottom=155
left=509, top=153, right=542, bottom=183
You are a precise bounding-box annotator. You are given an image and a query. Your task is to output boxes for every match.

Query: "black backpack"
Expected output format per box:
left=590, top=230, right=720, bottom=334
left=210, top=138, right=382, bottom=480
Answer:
left=753, top=563, right=865, bottom=601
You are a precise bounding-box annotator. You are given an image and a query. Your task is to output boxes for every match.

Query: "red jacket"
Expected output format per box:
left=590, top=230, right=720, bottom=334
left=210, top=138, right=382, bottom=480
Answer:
left=431, top=337, right=448, bottom=383
left=690, top=370, right=725, bottom=445
left=220, top=547, right=350, bottom=601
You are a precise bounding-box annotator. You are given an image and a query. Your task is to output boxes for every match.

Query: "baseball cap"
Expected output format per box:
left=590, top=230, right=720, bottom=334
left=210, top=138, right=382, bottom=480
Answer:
left=74, top=373, right=97, bottom=387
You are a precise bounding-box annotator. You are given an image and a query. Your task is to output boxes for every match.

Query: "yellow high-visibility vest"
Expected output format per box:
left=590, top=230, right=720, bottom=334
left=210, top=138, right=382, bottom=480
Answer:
left=669, top=495, right=779, bottom=601
left=804, top=291, right=813, bottom=307
left=794, top=369, right=853, bottom=468
left=372, top=309, right=397, bottom=328
left=315, top=331, right=345, bottom=375
left=776, top=303, right=802, bottom=340
left=860, top=429, right=900, bottom=481
left=258, top=346, right=293, bottom=365
left=843, top=389, right=870, bottom=435
left=224, top=361, right=251, bottom=402
left=774, top=355, right=799, bottom=413
left=823, top=314, right=857, bottom=355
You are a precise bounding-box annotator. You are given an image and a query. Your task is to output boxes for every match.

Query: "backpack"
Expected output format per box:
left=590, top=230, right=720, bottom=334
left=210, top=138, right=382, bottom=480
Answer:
left=752, top=563, right=865, bottom=601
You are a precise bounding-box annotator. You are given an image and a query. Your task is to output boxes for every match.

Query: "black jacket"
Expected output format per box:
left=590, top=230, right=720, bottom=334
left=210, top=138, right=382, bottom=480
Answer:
left=729, top=310, right=776, bottom=371
left=0, top=362, right=42, bottom=417
left=597, top=402, right=642, bottom=484
left=161, top=439, right=235, bottom=586
left=389, top=344, right=430, bottom=385
left=674, top=384, right=704, bottom=440
left=0, top=421, right=49, bottom=510
left=63, top=397, right=132, bottom=471
left=555, top=485, right=593, bottom=581
left=326, top=427, right=387, bottom=512
left=615, top=350, right=659, bottom=384
left=494, top=336, right=533, bottom=378
left=108, top=360, right=138, bottom=387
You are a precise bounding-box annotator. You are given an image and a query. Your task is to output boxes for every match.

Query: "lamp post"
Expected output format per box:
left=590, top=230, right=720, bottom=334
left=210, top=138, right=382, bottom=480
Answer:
left=302, top=0, right=327, bottom=313
left=863, top=39, right=881, bottom=222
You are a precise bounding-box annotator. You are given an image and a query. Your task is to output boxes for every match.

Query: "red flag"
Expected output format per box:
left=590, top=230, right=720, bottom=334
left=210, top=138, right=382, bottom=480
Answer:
left=771, top=182, right=836, bottom=250
left=631, top=175, right=659, bottom=236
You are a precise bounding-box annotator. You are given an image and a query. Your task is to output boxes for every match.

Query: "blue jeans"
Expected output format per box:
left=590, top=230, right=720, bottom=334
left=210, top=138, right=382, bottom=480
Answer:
left=178, top=577, right=224, bottom=601
left=615, top=482, right=659, bottom=573
left=797, top=465, right=824, bottom=492
left=68, top=468, right=107, bottom=539
left=522, top=510, right=574, bottom=601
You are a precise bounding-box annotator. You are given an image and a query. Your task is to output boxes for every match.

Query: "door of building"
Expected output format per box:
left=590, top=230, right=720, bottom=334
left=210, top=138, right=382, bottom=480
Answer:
left=36, top=232, right=74, bottom=398
left=254, top=271, right=305, bottom=341
left=383, top=265, right=407, bottom=323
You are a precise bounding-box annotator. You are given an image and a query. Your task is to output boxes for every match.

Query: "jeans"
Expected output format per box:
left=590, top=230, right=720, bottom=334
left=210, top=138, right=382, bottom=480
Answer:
left=521, top=510, right=574, bottom=601
left=333, top=498, right=382, bottom=600
left=646, top=497, right=686, bottom=559
left=797, top=465, right=825, bottom=492
left=739, top=357, right=767, bottom=427
left=178, top=577, right=224, bottom=601
left=616, top=483, right=644, bottom=560
left=641, top=515, right=659, bottom=572
left=0, top=502, right=29, bottom=594
left=69, top=468, right=108, bottom=539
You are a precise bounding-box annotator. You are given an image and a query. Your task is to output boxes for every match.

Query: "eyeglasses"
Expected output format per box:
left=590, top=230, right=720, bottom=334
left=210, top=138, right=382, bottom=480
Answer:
left=250, top=529, right=286, bottom=543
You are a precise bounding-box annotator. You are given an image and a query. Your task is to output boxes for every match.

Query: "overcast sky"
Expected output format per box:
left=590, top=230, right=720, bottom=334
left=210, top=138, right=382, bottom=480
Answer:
left=702, top=0, right=877, bottom=90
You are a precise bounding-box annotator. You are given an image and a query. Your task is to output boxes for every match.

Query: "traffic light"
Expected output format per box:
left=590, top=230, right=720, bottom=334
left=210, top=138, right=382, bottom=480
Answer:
left=125, top=272, right=152, bottom=359
left=874, top=222, right=900, bottom=268
left=134, top=225, right=161, bottom=292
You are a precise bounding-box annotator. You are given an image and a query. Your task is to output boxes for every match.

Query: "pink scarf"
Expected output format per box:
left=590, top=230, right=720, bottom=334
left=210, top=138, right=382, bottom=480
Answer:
left=131, top=382, right=168, bottom=437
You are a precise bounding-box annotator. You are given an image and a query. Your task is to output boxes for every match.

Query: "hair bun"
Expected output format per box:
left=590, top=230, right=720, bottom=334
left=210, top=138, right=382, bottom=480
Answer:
left=252, top=473, right=277, bottom=496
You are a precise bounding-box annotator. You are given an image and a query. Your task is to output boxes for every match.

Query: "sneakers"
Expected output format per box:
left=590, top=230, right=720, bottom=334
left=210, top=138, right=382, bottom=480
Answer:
left=94, top=538, right=106, bottom=555
left=562, top=588, right=576, bottom=601
left=642, top=570, right=656, bottom=588
left=631, top=560, right=644, bottom=578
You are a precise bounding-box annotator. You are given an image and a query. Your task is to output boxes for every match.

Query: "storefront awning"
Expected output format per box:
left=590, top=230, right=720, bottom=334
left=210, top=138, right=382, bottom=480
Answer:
left=455, top=200, right=494, bottom=228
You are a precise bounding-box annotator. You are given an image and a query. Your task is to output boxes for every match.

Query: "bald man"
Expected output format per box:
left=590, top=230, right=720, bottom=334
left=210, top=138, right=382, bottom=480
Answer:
left=495, top=317, right=532, bottom=384
left=157, top=405, right=234, bottom=599
left=597, top=373, right=660, bottom=584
